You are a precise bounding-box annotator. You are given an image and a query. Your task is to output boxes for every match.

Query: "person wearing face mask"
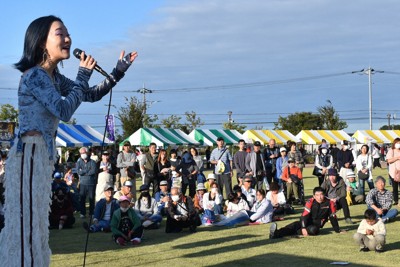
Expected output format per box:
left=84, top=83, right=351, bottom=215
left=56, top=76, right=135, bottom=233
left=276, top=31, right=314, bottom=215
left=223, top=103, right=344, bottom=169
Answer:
left=49, top=188, right=75, bottom=230
left=201, top=183, right=223, bottom=225
left=314, top=144, right=333, bottom=186
left=165, top=184, right=197, bottom=233
left=76, top=147, right=98, bottom=218
left=110, top=195, right=143, bottom=246
left=134, top=184, right=162, bottom=229
left=386, top=138, right=400, bottom=206
left=337, top=140, right=354, bottom=181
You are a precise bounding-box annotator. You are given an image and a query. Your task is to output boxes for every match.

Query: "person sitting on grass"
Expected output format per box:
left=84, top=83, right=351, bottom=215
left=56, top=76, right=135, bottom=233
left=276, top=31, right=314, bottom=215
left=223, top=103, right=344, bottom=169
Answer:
left=365, top=176, right=398, bottom=223
left=345, top=171, right=365, bottom=205
left=354, top=209, right=386, bottom=253
left=83, top=186, right=120, bottom=233
left=226, top=193, right=250, bottom=218
left=193, top=183, right=206, bottom=216
left=49, top=187, right=75, bottom=230
left=270, top=187, right=346, bottom=239
left=110, top=195, right=143, bottom=246
left=204, top=173, right=217, bottom=192
left=247, top=189, right=273, bottom=224
left=134, top=184, right=162, bottom=229
left=281, top=158, right=303, bottom=205
left=266, top=182, right=294, bottom=219
left=202, top=183, right=223, bottom=225
left=165, top=184, right=197, bottom=233
left=113, top=180, right=135, bottom=207
left=321, top=168, right=354, bottom=224
left=154, top=180, right=170, bottom=216
left=241, top=176, right=257, bottom=208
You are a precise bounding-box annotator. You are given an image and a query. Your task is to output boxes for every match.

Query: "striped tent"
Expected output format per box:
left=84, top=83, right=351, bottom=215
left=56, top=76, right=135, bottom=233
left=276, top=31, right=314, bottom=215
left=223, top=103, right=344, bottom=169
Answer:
left=296, top=130, right=351, bottom=145
left=121, top=128, right=199, bottom=147
left=56, top=124, right=113, bottom=147
left=243, top=130, right=299, bottom=145
left=352, top=130, right=400, bottom=144
left=189, top=129, right=245, bottom=146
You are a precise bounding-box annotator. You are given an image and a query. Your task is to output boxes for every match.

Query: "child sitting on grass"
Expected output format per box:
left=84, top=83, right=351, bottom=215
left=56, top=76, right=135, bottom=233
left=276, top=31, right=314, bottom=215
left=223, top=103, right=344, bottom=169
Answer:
left=353, top=209, right=386, bottom=253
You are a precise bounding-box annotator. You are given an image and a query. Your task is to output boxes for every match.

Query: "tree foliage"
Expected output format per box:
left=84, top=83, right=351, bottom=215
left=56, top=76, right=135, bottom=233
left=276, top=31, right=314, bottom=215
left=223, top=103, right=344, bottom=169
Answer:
left=223, top=121, right=246, bottom=133
left=380, top=124, right=400, bottom=130
left=274, top=112, right=322, bottom=134
left=274, top=100, right=347, bottom=133
left=317, top=100, right=347, bottom=130
left=117, top=97, right=158, bottom=138
left=160, top=111, right=204, bottom=134
left=0, top=104, right=18, bottom=122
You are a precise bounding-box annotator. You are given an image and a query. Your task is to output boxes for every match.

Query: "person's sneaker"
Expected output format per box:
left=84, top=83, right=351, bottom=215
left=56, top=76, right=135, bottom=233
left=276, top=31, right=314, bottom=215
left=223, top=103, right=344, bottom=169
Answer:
left=359, top=247, right=369, bottom=252
left=375, top=248, right=384, bottom=253
left=204, top=219, right=212, bottom=226
left=130, top=237, right=141, bottom=245
left=116, top=237, right=126, bottom=246
left=345, top=218, right=355, bottom=224
left=382, top=217, right=390, bottom=224
left=269, top=222, right=277, bottom=239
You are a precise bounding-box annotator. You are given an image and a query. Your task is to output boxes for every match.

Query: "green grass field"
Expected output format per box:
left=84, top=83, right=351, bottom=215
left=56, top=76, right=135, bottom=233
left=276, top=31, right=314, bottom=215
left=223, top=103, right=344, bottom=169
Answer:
left=49, top=167, right=400, bottom=267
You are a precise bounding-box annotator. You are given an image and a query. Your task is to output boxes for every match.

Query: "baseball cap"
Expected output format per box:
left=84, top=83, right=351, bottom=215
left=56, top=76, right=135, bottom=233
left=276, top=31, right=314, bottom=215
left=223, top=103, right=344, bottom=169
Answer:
left=253, top=141, right=261, bottom=147
left=119, top=195, right=131, bottom=202
left=123, top=180, right=133, bottom=187
left=217, top=137, right=224, bottom=142
left=346, top=171, right=356, bottom=178
left=328, top=168, right=338, bottom=176
left=104, top=185, right=114, bottom=191
left=280, top=147, right=286, bottom=152
left=53, top=172, right=62, bottom=179
left=160, top=180, right=168, bottom=186
left=139, top=184, right=149, bottom=191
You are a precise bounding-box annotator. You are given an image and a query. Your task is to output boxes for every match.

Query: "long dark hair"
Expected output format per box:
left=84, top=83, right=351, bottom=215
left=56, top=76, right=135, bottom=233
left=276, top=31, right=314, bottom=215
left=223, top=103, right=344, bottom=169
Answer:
left=138, top=191, right=151, bottom=209
left=14, top=15, right=63, bottom=72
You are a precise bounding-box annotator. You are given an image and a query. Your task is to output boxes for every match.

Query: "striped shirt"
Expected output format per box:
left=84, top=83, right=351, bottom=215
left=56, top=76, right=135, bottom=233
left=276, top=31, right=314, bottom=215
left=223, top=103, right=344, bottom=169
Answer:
left=366, top=188, right=393, bottom=210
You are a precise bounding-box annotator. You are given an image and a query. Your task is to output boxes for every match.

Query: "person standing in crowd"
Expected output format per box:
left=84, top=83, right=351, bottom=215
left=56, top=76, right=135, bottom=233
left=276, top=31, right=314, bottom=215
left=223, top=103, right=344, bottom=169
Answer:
left=210, top=137, right=233, bottom=198
left=314, top=144, right=333, bottom=186
left=356, top=144, right=374, bottom=195
left=96, top=150, right=116, bottom=202
left=245, top=141, right=267, bottom=190
left=276, top=147, right=288, bottom=186
left=140, top=142, right=158, bottom=195
left=154, top=149, right=171, bottom=189
left=233, top=139, right=247, bottom=186
left=77, top=147, right=97, bottom=218
left=117, top=141, right=137, bottom=197
left=337, top=140, right=354, bottom=180
left=0, top=15, right=137, bottom=265
left=330, top=143, right=340, bottom=168
left=205, top=147, right=211, bottom=169
left=372, top=144, right=382, bottom=169
left=385, top=137, right=400, bottom=206
left=287, top=141, right=304, bottom=173
left=264, top=139, right=280, bottom=185
left=179, top=152, right=199, bottom=198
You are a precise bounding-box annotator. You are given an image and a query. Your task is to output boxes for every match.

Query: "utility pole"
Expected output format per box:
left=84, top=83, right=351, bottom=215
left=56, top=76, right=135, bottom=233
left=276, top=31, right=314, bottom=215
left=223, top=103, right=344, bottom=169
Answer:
left=387, top=114, right=391, bottom=130
left=227, top=111, right=233, bottom=123
left=137, top=83, right=152, bottom=115
left=352, top=67, right=384, bottom=130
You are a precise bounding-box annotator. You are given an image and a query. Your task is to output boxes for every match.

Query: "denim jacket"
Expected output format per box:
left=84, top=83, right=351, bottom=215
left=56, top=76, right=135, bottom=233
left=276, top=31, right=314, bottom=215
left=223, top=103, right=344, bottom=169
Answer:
left=18, top=66, right=116, bottom=160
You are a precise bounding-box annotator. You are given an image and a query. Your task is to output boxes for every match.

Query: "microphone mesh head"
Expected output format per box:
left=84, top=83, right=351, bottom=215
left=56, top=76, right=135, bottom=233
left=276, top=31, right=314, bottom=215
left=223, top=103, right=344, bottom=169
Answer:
left=73, top=48, right=82, bottom=59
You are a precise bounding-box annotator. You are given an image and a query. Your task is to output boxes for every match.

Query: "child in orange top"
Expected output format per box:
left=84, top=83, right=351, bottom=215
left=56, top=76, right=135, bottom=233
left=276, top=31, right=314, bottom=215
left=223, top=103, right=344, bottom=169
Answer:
left=281, top=158, right=302, bottom=203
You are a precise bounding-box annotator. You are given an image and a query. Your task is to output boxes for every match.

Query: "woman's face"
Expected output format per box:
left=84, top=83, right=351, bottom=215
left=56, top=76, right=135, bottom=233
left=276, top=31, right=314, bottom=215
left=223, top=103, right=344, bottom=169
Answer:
left=190, top=148, right=196, bottom=156
left=44, top=21, right=71, bottom=63
left=361, top=146, right=368, bottom=154
left=291, top=144, right=296, bottom=151
left=256, top=192, right=264, bottom=202
left=160, top=151, right=166, bottom=159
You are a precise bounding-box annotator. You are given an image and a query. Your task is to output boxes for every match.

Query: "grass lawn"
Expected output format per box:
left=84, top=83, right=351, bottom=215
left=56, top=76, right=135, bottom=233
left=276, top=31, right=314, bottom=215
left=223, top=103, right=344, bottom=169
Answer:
left=49, top=167, right=400, bottom=267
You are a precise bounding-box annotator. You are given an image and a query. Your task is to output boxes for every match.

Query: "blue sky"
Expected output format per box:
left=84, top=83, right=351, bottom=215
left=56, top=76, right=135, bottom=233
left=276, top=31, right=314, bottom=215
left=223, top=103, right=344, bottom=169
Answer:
left=1, top=0, right=400, bottom=136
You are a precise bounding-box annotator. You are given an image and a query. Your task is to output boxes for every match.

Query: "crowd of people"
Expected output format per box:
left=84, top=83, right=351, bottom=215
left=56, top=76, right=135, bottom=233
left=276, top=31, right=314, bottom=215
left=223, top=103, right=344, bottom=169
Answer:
left=1, top=135, right=399, bottom=252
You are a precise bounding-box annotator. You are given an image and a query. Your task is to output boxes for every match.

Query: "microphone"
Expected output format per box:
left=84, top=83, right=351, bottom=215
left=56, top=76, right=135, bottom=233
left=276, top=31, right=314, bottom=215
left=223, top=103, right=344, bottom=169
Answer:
left=73, top=48, right=109, bottom=78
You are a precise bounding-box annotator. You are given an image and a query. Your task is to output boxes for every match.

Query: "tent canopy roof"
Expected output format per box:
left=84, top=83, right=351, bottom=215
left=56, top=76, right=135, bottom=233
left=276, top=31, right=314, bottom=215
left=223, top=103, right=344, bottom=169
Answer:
left=56, top=124, right=113, bottom=147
